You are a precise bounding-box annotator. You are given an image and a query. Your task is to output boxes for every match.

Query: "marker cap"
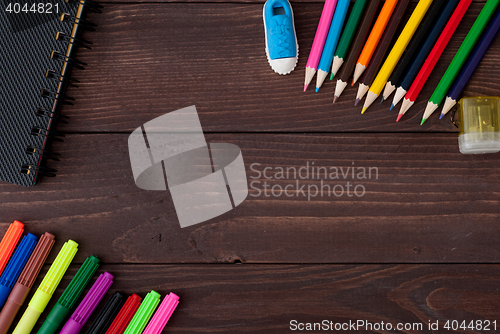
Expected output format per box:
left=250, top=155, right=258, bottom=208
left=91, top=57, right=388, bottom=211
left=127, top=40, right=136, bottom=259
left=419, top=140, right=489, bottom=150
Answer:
left=86, top=291, right=126, bottom=334
left=0, top=233, right=38, bottom=307
left=123, top=291, right=161, bottom=334
left=38, top=256, right=100, bottom=334
left=105, top=293, right=142, bottom=334
left=0, top=221, right=25, bottom=275
left=143, top=293, right=180, bottom=334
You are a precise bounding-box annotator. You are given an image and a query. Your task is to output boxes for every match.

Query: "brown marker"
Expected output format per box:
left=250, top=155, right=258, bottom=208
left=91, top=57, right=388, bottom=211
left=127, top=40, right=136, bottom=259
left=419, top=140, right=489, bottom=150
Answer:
left=0, top=232, right=55, bottom=334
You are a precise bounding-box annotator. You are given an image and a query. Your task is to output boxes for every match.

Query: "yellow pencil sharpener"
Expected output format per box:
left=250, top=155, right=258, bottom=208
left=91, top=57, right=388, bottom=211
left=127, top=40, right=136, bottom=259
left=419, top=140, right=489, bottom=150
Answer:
left=456, top=97, right=500, bottom=154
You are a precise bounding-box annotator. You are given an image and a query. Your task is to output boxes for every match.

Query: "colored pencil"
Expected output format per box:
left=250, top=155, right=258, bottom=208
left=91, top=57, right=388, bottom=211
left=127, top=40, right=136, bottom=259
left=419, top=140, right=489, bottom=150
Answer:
left=316, top=0, right=350, bottom=91
left=393, top=0, right=459, bottom=117
left=441, top=9, right=500, bottom=117
left=362, top=0, right=434, bottom=114
left=333, top=0, right=381, bottom=101
left=352, top=0, right=399, bottom=85
left=354, top=0, right=410, bottom=105
left=382, top=1, right=448, bottom=103
left=398, top=0, right=472, bottom=118
left=304, top=0, right=338, bottom=91
left=330, top=0, right=370, bottom=78
left=422, top=0, right=500, bottom=124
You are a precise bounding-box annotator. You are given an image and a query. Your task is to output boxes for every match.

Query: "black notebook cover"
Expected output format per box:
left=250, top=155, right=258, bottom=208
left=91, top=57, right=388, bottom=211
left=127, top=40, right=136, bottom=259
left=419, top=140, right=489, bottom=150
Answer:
left=0, top=0, right=94, bottom=186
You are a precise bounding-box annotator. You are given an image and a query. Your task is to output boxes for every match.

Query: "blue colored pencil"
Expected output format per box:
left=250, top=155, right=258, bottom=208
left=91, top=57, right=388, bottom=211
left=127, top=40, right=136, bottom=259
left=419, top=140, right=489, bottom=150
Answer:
left=440, top=8, right=500, bottom=117
left=391, top=0, right=460, bottom=110
left=316, top=0, right=350, bottom=92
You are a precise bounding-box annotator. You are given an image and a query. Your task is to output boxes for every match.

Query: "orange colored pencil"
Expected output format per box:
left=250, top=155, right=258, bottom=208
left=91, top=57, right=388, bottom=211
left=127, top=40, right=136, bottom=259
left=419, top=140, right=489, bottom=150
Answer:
left=352, top=0, right=399, bottom=84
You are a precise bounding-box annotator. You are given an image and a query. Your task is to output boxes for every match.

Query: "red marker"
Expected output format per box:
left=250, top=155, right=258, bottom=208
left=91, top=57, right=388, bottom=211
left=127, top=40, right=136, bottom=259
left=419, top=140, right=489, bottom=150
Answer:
left=105, top=294, right=142, bottom=334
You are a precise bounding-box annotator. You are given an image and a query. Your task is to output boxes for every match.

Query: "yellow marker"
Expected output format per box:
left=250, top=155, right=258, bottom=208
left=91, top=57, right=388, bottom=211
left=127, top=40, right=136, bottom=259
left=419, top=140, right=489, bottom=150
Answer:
left=362, top=0, right=434, bottom=114
left=12, top=240, right=78, bottom=334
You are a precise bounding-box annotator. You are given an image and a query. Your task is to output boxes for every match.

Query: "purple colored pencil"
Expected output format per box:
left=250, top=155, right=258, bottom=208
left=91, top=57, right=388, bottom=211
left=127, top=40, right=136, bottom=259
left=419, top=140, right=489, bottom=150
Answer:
left=60, top=272, right=114, bottom=334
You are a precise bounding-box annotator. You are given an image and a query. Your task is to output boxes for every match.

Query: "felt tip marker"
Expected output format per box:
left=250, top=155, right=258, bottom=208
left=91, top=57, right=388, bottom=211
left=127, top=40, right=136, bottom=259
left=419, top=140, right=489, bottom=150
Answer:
left=60, top=272, right=114, bottom=334
left=87, top=292, right=126, bottom=334
left=123, top=291, right=161, bottom=334
left=105, top=294, right=142, bottom=334
left=143, top=293, right=180, bottom=334
left=37, top=256, right=101, bottom=334
left=13, top=239, right=78, bottom=334
left=0, top=221, right=24, bottom=276
left=0, top=232, right=55, bottom=334
left=0, top=233, right=38, bottom=308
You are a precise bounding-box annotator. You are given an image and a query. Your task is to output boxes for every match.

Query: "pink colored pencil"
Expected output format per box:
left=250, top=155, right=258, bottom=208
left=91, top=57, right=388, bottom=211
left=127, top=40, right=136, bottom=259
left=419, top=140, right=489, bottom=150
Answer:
left=304, top=0, right=338, bottom=91
left=398, top=0, right=473, bottom=119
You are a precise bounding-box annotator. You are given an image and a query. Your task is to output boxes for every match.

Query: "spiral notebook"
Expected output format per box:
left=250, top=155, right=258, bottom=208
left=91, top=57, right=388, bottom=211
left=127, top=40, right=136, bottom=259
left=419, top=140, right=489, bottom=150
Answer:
left=0, top=0, right=101, bottom=186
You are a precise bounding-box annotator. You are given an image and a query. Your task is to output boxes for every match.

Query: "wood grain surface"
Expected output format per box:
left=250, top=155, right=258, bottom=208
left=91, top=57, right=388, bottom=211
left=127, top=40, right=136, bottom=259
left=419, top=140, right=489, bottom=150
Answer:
left=2, top=1, right=500, bottom=332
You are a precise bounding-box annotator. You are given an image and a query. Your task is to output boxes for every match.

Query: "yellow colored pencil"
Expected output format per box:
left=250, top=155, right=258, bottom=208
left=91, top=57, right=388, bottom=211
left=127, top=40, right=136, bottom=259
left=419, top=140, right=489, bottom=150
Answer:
left=362, top=0, right=434, bottom=114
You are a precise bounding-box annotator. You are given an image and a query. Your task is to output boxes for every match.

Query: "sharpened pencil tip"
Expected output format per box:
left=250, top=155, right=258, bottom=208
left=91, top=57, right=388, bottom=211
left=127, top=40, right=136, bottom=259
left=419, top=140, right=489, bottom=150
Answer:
left=304, top=85, right=308, bottom=92
left=315, top=87, right=319, bottom=93
left=390, top=103, right=394, bottom=111
left=330, top=73, right=334, bottom=81
left=361, top=107, right=367, bottom=115
left=354, top=99, right=360, bottom=107
left=396, top=114, right=403, bottom=122
left=333, top=96, right=338, bottom=104
left=439, top=113, right=444, bottom=120
left=420, top=119, right=426, bottom=126
left=380, top=97, right=385, bottom=105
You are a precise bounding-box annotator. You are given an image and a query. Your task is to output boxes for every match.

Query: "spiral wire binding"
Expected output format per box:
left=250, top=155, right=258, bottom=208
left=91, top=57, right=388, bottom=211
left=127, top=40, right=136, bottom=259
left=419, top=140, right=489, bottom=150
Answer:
left=21, top=0, right=101, bottom=179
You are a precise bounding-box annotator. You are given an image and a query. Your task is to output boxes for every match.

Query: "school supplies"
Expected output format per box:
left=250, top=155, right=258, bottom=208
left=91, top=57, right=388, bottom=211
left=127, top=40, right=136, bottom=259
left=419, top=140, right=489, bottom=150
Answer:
left=0, top=221, right=24, bottom=276
left=333, top=0, right=381, bottom=101
left=352, top=0, right=399, bottom=85
left=0, top=233, right=55, bottom=334
left=263, top=0, right=299, bottom=75
left=142, top=293, right=180, bottom=334
left=87, top=292, right=127, bottom=334
left=457, top=97, right=500, bottom=154
left=13, top=240, right=78, bottom=334
left=422, top=0, right=500, bottom=124
left=60, top=272, right=114, bottom=334
left=123, top=291, right=161, bottom=334
left=105, top=294, right=142, bottom=334
left=0, top=234, right=37, bottom=308
left=331, top=0, right=370, bottom=77
left=304, top=0, right=338, bottom=91
left=362, top=0, right=434, bottom=114
left=393, top=0, right=460, bottom=115
left=316, top=0, right=350, bottom=91
left=0, top=0, right=101, bottom=186
left=38, top=256, right=101, bottom=334
left=441, top=9, right=500, bottom=117
left=355, top=0, right=410, bottom=105
left=382, top=1, right=448, bottom=102
left=398, top=0, right=472, bottom=118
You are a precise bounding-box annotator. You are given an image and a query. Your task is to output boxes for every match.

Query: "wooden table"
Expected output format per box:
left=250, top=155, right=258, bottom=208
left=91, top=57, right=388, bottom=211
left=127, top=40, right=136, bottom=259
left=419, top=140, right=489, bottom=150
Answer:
left=1, top=0, right=500, bottom=332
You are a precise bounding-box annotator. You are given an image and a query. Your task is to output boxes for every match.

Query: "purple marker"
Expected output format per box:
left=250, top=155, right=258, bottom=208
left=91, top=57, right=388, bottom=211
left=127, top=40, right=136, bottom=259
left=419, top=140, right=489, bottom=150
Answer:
left=60, top=272, right=114, bottom=334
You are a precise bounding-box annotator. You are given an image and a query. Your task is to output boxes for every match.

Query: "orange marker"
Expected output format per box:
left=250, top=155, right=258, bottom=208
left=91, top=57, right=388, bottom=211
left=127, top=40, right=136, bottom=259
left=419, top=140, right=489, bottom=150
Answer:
left=0, top=221, right=24, bottom=276
left=352, top=0, right=399, bottom=84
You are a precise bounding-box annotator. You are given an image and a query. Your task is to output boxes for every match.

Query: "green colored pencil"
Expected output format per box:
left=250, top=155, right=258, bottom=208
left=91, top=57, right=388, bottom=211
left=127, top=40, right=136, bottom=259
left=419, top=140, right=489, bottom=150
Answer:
left=422, top=0, right=500, bottom=124
left=330, top=0, right=369, bottom=78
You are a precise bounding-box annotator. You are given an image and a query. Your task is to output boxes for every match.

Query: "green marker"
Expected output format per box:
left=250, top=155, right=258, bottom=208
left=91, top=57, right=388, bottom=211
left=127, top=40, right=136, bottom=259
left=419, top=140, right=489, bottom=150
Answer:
left=37, top=256, right=100, bottom=334
left=330, top=0, right=369, bottom=79
left=123, top=290, right=161, bottom=334
left=422, top=0, right=500, bottom=124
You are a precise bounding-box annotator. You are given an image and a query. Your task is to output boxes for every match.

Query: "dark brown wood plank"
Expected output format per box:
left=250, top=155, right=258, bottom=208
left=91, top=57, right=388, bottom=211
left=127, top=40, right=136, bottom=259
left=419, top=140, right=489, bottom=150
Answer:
left=65, top=3, right=500, bottom=133
left=21, top=264, right=500, bottom=333
left=0, top=133, right=498, bottom=264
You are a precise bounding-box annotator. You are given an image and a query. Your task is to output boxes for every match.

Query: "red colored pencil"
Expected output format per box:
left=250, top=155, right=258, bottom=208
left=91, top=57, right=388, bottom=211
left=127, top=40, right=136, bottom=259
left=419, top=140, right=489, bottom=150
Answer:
left=398, top=0, right=473, bottom=118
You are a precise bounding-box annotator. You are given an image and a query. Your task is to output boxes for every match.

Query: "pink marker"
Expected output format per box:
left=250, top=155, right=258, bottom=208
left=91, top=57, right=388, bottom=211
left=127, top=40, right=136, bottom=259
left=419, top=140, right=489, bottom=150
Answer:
left=60, top=272, right=114, bottom=334
left=304, top=0, right=338, bottom=91
left=142, top=293, right=180, bottom=334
